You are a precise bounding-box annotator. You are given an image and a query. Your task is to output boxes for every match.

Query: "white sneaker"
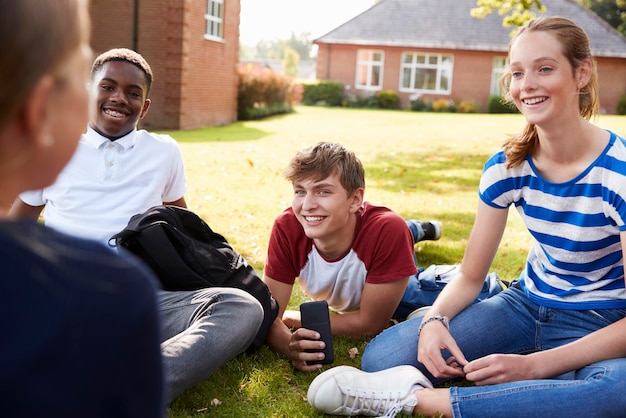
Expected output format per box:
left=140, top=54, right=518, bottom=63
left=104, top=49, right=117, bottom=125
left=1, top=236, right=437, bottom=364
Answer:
left=406, top=305, right=431, bottom=321
left=307, top=365, right=433, bottom=417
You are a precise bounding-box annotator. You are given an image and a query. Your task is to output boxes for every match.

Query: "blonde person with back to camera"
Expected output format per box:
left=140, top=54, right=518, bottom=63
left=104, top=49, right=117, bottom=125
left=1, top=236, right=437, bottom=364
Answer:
left=9, top=47, right=263, bottom=404
left=0, top=0, right=165, bottom=416
left=307, top=16, right=626, bottom=418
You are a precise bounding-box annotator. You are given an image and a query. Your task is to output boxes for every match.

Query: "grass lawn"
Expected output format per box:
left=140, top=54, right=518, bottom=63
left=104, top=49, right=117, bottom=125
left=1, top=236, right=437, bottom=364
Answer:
left=163, top=106, right=626, bottom=417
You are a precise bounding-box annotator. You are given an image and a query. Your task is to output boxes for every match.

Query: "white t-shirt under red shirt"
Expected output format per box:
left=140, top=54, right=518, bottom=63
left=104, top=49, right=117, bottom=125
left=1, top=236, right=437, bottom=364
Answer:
left=264, top=202, right=417, bottom=313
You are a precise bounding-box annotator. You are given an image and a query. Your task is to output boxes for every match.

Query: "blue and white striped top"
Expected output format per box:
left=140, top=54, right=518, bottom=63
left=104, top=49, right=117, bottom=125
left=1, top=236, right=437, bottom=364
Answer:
left=479, top=131, right=626, bottom=310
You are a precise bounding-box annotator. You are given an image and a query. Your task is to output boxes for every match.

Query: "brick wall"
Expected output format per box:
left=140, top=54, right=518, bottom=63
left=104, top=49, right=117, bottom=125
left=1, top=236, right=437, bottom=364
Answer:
left=316, top=42, right=626, bottom=113
left=178, top=0, right=240, bottom=129
left=596, top=57, right=626, bottom=114
left=89, top=0, right=239, bottom=130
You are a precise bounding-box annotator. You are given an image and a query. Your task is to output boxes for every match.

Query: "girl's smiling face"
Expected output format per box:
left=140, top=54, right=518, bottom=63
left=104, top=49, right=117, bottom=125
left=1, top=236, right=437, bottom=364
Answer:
left=508, top=30, right=583, bottom=127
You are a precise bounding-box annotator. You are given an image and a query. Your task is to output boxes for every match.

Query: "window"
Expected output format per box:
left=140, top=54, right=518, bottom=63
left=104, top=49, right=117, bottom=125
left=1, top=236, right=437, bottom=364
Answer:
left=205, top=0, right=224, bottom=41
left=399, top=52, right=453, bottom=94
left=355, top=50, right=384, bottom=90
left=490, top=57, right=508, bottom=96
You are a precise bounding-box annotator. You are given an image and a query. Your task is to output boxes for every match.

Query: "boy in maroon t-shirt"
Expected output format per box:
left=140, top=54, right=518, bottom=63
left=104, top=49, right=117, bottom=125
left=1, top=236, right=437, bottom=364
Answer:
left=263, top=142, right=439, bottom=371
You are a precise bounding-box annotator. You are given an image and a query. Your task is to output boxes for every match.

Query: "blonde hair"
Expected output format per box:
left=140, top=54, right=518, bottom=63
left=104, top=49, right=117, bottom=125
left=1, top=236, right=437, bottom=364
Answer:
left=284, top=142, right=365, bottom=195
left=0, top=0, right=90, bottom=130
left=500, top=16, right=600, bottom=168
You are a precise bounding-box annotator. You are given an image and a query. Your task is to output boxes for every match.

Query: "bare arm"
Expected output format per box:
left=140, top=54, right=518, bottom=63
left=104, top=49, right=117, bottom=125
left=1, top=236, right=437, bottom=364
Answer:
left=8, top=198, right=44, bottom=220
left=464, top=316, right=626, bottom=385
left=418, top=200, right=509, bottom=378
left=262, top=274, right=325, bottom=371
left=464, top=230, right=626, bottom=384
left=329, top=278, right=409, bottom=338
left=164, top=197, right=187, bottom=208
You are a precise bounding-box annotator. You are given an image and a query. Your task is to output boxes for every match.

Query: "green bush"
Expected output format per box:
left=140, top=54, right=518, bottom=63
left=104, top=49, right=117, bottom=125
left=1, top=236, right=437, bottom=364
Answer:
left=376, top=90, right=400, bottom=109
left=617, top=93, right=626, bottom=115
left=239, top=103, right=293, bottom=120
left=487, top=95, right=519, bottom=114
left=409, top=98, right=432, bottom=112
left=343, top=94, right=380, bottom=109
left=301, top=81, right=344, bottom=106
left=237, top=64, right=294, bottom=120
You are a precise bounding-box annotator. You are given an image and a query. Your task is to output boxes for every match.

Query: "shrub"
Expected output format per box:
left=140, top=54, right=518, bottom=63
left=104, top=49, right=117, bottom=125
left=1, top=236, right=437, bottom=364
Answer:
left=343, top=94, right=380, bottom=109
left=487, top=95, right=519, bottom=114
left=237, top=64, right=294, bottom=120
left=432, top=99, right=451, bottom=112
left=301, top=81, right=344, bottom=106
left=617, top=93, right=626, bottom=115
left=456, top=100, right=480, bottom=113
left=376, top=90, right=400, bottom=109
left=409, top=98, right=431, bottom=112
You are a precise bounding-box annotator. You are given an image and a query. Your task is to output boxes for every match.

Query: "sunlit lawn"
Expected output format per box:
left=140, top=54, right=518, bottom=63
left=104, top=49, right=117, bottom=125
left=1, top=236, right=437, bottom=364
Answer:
left=163, top=106, right=626, bottom=417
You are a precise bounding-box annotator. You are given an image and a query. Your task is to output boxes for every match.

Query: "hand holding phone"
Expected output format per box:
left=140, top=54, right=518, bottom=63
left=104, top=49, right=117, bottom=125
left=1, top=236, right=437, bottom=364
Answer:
left=300, top=300, right=334, bottom=365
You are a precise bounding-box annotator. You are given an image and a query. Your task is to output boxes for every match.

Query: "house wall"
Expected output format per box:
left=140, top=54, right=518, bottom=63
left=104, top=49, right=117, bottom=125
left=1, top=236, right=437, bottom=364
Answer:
left=596, top=57, right=626, bottom=114
left=179, top=0, right=240, bottom=129
left=89, top=0, right=239, bottom=130
left=89, top=0, right=135, bottom=53
left=316, top=43, right=626, bottom=114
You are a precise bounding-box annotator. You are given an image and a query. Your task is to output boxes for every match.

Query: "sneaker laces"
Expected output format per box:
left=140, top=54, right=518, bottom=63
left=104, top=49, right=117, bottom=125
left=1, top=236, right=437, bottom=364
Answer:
left=341, top=387, right=417, bottom=418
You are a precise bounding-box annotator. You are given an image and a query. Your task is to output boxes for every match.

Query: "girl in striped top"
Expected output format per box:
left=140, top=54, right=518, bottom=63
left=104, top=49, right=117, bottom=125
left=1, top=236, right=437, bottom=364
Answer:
left=311, top=16, right=626, bottom=418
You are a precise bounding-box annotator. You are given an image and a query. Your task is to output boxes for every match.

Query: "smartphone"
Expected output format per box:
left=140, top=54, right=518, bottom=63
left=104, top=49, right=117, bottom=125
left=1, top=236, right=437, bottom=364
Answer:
left=300, top=300, right=334, bottom=365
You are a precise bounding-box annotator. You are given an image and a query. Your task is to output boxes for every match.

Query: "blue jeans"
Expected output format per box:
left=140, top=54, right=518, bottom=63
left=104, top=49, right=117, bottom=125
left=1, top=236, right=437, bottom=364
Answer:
left=362, top=283, right=626, bottom=417
left=450, top=359, right=626, bottom=417
left=158, top=287, right=263, bottom=403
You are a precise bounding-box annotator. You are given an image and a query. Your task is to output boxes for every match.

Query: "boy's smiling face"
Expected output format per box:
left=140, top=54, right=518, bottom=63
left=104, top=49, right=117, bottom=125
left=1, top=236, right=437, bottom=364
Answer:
left=292, top=173, right=363, bottom=255
left=90, top=60, right=150, bottom=140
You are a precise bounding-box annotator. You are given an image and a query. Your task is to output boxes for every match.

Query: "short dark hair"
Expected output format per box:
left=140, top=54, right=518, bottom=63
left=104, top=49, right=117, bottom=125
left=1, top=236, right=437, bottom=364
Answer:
left=91, top=48, right=153, bottom=95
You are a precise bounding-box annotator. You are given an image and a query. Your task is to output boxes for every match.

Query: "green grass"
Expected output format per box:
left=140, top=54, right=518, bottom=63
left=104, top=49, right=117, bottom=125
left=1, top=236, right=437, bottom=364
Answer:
left=164, top=107, right=626, bottom=417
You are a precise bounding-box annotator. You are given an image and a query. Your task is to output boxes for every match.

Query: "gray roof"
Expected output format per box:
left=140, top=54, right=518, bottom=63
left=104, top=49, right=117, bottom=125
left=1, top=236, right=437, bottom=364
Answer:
left=314, top=0, right=626, bottom=58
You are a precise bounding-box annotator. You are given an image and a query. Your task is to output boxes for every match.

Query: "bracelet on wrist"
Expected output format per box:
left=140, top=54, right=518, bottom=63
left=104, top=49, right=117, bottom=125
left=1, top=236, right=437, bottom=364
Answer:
left=418, top=313, right=449, bottom=337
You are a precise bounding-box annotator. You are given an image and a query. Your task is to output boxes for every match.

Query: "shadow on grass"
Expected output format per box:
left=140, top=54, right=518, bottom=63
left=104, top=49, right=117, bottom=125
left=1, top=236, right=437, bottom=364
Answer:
left=365, top=151, right=490, bottom=195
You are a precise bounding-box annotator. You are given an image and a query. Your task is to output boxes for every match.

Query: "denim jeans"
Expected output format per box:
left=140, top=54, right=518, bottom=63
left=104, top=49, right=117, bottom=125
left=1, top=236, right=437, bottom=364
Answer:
left=362, top=282, right=626, bottom=417
left=158, top=287, right=263, bottom=403
left=449, top=358, right=626, bottom=417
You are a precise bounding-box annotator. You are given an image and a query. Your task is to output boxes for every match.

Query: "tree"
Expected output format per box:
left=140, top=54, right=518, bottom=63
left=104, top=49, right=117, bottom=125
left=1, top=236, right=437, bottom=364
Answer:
left=286, top=32, right=313, bottom=60
left=240, top=32, right=314, bottom=61
left=471, top=0, right=546, bottom=27
left=282, top=47, right=300, bottom=77
left=577, top=0, right=626, bottom=37
left=472, top=0, right=626, bottom=37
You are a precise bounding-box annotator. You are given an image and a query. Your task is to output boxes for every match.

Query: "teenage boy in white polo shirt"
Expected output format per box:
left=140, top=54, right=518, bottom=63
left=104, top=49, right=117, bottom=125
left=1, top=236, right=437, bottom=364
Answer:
left=9, top=48, right=263, bottom=403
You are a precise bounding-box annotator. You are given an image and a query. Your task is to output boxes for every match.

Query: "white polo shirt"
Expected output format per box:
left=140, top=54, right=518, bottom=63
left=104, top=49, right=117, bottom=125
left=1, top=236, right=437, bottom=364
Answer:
left=20, top=127, right=187, bottom=245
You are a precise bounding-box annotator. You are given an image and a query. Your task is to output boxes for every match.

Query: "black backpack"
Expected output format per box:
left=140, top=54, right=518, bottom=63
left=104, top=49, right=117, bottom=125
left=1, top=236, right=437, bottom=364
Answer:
left=110, top=205, right=278, bottom=351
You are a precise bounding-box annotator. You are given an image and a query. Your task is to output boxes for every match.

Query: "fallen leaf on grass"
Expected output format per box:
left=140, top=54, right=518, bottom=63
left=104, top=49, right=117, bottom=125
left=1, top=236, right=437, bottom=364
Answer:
left=348, top=347, right=359, bottom=359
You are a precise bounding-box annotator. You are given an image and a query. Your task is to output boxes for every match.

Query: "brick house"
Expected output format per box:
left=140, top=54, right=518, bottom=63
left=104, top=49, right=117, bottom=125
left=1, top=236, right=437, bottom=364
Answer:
left=313, top=0, right=626, bottom=113
left=89, top=0, right=240, bottom=130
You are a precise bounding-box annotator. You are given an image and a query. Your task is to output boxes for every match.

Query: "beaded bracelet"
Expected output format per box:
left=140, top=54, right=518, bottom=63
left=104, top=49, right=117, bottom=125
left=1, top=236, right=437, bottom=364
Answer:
left=418, top=314, right=449, bottom=337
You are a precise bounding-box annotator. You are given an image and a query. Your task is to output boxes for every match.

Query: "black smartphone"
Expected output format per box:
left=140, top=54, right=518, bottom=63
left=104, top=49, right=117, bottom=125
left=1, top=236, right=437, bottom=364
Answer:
left=300, top=300, right=334, bottom=365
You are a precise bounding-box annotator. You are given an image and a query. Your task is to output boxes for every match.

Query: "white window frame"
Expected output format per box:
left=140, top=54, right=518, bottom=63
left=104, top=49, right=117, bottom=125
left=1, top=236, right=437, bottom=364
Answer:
left=355, top=49, right=384, bottom=91
left=490, top=57, right=508, bottom=96
left=399, top=52, right=453, bottom=94
left=204, top=0, right=224, bottom=41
